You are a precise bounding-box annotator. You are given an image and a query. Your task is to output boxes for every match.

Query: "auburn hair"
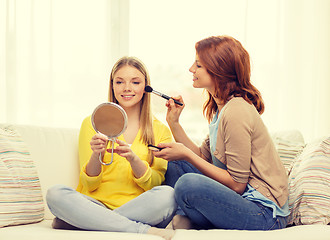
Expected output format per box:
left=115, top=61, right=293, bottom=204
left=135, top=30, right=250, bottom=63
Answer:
left=195, top=36, right=264, bottom=122
left=108, top=56, right=155, bottom=164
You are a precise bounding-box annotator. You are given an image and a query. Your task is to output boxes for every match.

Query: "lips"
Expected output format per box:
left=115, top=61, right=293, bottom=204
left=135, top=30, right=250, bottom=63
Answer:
left=121, top=94, right=135, bottom=100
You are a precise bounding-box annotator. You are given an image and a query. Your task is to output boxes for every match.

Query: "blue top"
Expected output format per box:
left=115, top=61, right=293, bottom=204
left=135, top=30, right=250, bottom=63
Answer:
left=209, top=108, right=289, bottom=218
left=209, top=109, right=226, bottom=170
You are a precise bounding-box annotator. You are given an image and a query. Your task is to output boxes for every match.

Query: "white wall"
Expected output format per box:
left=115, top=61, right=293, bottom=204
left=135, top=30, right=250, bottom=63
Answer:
left=1, top=0, right=128, bottom=129
left=1, top=0, right=329, bottom=143
left=129, top=0, right=330, bottom=142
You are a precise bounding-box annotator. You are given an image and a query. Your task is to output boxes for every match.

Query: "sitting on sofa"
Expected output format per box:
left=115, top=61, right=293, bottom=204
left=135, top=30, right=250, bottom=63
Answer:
left=0, top=124, right=329, bottom=240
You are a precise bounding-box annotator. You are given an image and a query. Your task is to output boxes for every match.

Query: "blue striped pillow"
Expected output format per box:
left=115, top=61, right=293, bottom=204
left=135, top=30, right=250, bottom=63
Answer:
left=288, top=137, right=330, bottom=225
left=0, top=125, right=44, bottom=227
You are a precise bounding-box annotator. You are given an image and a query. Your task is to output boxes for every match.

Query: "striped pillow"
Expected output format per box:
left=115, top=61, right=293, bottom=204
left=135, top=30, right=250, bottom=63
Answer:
left=288, top=136, right=330, bottom=225
left=271, top=130, right=305, bottom=175
left=0, top=125, right=44, bottom=227
left=273, top=137, right=305, bottom=175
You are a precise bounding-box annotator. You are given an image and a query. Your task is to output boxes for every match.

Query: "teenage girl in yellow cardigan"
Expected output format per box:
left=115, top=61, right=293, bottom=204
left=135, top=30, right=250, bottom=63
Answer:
left=47, top=57, right=176, bottom=240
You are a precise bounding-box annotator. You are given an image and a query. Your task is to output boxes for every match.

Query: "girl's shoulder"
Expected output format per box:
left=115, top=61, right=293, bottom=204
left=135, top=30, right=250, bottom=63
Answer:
left=152, top=116, right=172, bottom=137
left=222, top=97, right=260, bottom=124
left=82, top=115, right=92, bottom=124
left=152, top=116, right=168, bottom=130
left=223, top=97, right=258, bottom=115
left=80, top=115, right=93, bottom=130
left=226, top=97, right=253, bottom=108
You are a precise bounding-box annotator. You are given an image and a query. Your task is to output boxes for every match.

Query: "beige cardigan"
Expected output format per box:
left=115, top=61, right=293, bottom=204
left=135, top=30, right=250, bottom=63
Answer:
left=200, top=97, right=288, bottom=207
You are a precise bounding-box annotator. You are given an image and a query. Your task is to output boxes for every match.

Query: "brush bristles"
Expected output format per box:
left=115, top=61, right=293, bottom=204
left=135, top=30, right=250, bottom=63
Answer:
left=145, top=86, right=153, bottom=93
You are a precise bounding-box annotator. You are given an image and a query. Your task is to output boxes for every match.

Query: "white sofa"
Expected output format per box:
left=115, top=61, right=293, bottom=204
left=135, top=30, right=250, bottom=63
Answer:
left=1, top=124, right=330, bottom=240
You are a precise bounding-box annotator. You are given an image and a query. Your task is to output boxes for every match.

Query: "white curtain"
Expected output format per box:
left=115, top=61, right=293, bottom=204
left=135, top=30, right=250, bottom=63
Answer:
left=129, top=0, right=330, bottom=142
left=245, top=0, right=330, bottom=141
left=1, top=0, right=129, bottom=128
left=1, top=0, right=329, bottom=142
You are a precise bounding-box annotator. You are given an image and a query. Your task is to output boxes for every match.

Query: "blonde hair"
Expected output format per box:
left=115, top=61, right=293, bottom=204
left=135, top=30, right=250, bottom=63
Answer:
left=108, top=56, right=155, bottom=164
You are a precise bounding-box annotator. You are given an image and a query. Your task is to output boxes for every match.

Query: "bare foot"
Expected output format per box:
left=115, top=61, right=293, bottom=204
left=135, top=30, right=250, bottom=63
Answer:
left=172, top=215, right=192, bottom=230
left=147, top=227, right=175, bottom=240
left=165, top=220, right=173, bottom=229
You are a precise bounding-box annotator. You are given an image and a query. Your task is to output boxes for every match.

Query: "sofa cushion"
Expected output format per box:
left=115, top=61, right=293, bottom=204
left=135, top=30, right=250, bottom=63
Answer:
left=0, top=125, right=44, bottom=227
left=173, top=225, right=330, bottom=240
left=0, top=220, right=164, bottom=240
left=14, top=125, right=80, bottom=220
left=271, top=130, right=305, bottom=175
left=288, top=136, right=330, bottom=225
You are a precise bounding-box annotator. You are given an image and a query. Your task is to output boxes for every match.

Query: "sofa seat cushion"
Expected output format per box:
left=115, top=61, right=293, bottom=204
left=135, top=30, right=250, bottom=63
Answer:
left=0, top=220, right=163, bottom=240
left=173, top=225, right=330, bottom=240
left=2, top=220, right=330, bottom=240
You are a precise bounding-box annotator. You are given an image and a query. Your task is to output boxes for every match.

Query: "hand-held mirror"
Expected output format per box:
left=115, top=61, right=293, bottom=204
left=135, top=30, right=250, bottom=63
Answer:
left=91, top=102, right=128, bottom=165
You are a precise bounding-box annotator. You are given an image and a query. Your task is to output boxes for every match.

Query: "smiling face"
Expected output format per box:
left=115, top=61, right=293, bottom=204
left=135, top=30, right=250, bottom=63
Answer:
left=189, top=54, right=214, bottom=94
left=112, top=65, right=146, bottom=111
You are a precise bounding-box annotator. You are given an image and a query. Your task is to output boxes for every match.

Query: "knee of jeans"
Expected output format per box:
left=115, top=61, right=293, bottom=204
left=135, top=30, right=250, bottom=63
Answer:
left=155, top=185, right=176, bottom=200
left=46, top=184, right=68, bottom=208
left=174, top=173, right=203, bottom=202
left=153, top=186, right=177, bottom=209
left=174, top=173, right=200, bottom=192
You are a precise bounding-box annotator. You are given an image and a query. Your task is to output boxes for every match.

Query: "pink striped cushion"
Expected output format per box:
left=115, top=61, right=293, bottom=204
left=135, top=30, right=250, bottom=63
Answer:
left=0, top=125, right=44, bottom=227
left=288, top=137, right=330, bottom=225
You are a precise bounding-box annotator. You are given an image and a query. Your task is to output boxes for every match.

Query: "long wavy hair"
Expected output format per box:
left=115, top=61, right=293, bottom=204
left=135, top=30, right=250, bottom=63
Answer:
left=108, top=56, right=155, bottom=163
left=195, top=36, right=264, bottom=122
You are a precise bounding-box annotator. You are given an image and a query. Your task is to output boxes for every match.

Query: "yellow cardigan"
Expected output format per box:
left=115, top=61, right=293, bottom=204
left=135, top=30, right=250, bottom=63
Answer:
left=76, top=116, right=172, bottom=210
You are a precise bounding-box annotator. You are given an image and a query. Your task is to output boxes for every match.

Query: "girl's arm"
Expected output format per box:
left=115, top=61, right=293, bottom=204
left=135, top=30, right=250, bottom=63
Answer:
left=79, top=117, right=106, bottom=177
left=157, top=100, right=255, bottom=195
left=165, top=97, right=201, bottom=156
left=113, top=139, right=147, bottom=178
left=184, top=146, right=247, bottom=194
left=78, top=117, right=107, bottom=192
left=85, top=133, right=107, bottom=176
left=154, top=142, right=247, bottom=194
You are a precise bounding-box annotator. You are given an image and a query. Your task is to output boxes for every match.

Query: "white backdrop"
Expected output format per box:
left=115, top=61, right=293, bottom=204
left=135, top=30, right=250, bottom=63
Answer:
left=1, top=0, right=129, bottom=129
left=1, top=0, right=329, bottom=143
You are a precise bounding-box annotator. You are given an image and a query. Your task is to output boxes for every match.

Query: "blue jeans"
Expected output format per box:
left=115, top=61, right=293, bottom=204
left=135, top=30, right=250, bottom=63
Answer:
left=165, top=161, right=287, bottom=230
left=46, top=184, right=177, bottom=233
left=164, top=160, right=202, bottom=187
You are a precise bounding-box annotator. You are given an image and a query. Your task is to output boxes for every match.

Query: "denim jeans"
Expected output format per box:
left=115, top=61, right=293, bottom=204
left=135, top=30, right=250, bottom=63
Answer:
left=165, top=161, right=287, bottom=230
left=46, top=184, right=177, bottom=233
left=164, top=160, right=202, bottom=187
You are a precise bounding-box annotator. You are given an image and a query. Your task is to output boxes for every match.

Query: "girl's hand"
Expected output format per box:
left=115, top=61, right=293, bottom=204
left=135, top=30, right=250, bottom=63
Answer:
left=111, top=139, right=147, bottom=178
left=111, top=139, right=139, bottom=163
left=90, top=133, right=108, bottom=154
left=152, top=142, right=191, bottom=162
left=166, top=96, right=185, bottom=126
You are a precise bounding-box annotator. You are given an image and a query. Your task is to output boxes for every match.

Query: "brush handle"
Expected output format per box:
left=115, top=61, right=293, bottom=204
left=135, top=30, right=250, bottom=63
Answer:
left=160, top=93, right=183, bottom=106
left=152, top=89, right=183, bottom=106
left=169, top=97, right=184, bottom=106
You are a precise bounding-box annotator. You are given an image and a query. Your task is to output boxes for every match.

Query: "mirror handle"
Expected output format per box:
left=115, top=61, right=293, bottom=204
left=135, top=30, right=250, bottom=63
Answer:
left=99, top=139, right=115, bottom=165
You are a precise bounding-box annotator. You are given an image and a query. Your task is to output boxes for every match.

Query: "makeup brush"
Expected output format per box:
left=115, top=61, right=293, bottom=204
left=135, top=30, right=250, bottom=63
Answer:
left=145, top=86, right=183, bottom=106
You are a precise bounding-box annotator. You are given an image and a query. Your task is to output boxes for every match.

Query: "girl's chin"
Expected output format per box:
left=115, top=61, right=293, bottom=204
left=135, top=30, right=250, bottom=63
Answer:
left=192, top=82, right=202, bottom=89
left=118, top=101, right=142, bottom=110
